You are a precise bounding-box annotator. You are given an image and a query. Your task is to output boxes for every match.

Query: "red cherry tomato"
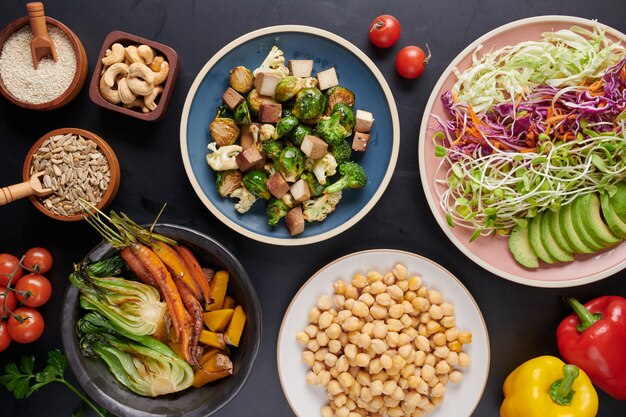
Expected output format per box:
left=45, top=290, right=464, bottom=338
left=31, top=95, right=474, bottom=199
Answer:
left=0, top=320, right=11, bottom=352
left=396, top=45, right=431, bottom=79
left=0, top=254, right=23, bottom=286
left=7, top=307, right=44, bottom=343
left=0, top=286, right=17, bottom=318
left=15, top=274, right=52, bottom=307
left=369, top=15, right=401, bottom=48
left=22, top=247, right=53, bottom=274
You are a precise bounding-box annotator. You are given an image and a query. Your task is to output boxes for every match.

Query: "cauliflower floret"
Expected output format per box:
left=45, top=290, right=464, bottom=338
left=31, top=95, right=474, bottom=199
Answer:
left=253, top=46, right=289, bottom=78
left=206, top=142, right=242, bottom=171
left=259, top=124, right=276, bottom=142
left=264, top=163, right=276, bottom=176
left=301, top=77, right=318, bottom=89
left=231, top=186, right=257, bottom=213
left=303, top=192, right=342, bottom=222
left=312, top=153, right=338, bottom=185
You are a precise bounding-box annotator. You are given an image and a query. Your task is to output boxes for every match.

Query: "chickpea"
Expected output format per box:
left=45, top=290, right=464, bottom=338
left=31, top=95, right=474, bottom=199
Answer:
left=336, top=407, right=350, bottom=417
left=318, top=370, right=331, bottom=386
left=428, top=304, right=444, bottom=320
left=372, top=322, right=388, bottom=339
left=447, top=351, right=459, bottom=366
left=352, top=301, right=369, bottom=318
left=459, top=352, right=471, bottom=367
left=404, top=290, right=417, bottom=302
left=358, top=293, right=375, bottom=307
left=371, top=339, right=388, bottom=355
left=382, top=379, right=397, bottom=395
left=321, top=405, right=333, bottom=417
left=426, top=320, right=442, bottom=336
left=338, top=371, right=355, bottom=388
left=435, top=360, right=451, bottom=374
left=414, top=335, right=431, bottom=352
left=330, top=368, right=339, bottom=378
left=304, top=324, right=318, bottom=338
left=388, top=407, right=404, bottom=417
left=398, top=377, right=409, bottom=390
left=416, top=286, right=429, bottom=298
left=369, top=281, right=386, bottom=295
left=388, top=304, right=404, bottom=319
left=418, top=313, right=430, bottom=325
left=356, top=370, right=371, bottom=386
left=445, top=328, right=458, bottom=342
left=384, top=397, right=400, bottom=408
left=404, top=391, right=421, bottom=408
left=355, top=353, right=371, bottom=367
left=403, top=327, right=418, bottom=341
left=440, top=315, right=456, bottom=328
left=427, top=375, right=440, bottom=388
left=352, top=274, right=368, bottom=289
left=417, top=324, right=428, bottom=337
left=383, top=272, right=396, bottom=286
left=345, top=343, right=357, bottom=360
left=302, top=350, right=315, bottom=366
left=396, top=333, right=410, bottom=347
left=434, top=345, right=450, bottom=359
left=370, top=396, right=384, bottom=410
left=370, top=304, right=388, bottom=320
left=315, top=348, right=329, bottom=362
left=424, top=354, right=436, bottom=367
left=400, top=363, right=416, bottom=379
left=431, top=382, right=446, bottom=398
left=421, top=364, right=435, bottom=382
left=449, top=369, right=464, bottom=383
left=334, top=393, right=348, bottom=407
left=348, top=413, right=361, bottom=417
left=338, top=332, right=350, bottom=347
left=414, top=350, right=426, bottom=366
left=398, top=344, right=413, bottom=360
left=411, top=297, right=427, bottom=312
left=317, top=331, right=330, bottom=347
left=458, top=331, right=473, bottom=345
left=335, top=309, right=353, bottom=325
left=432, top=333, right=447, bottom=347
left=308, top=307, right=321, bottom=323
left=440, top=302, right=454, bottom=316
left=360, top=386, right=373, bottom=402
left=342, top=317, right=362, bottom=332
left=367, top=270, right=383, bottom=283
left=369, top=358, right=383, bottom=374
left=357, top=333, right=372, bottom=349
left=391, top=385, right=406, bottom=401
left=427, top=289, right=443, bottom=305
left=375, top=293, right=392, bottom=307
left=345, top=286, right=359, bottom=300
left=400, top=314, right=413, bottom=329
left=397, top=279, right=409, bottom=292
left=386, top=332, right=400, bottom=348
left=448, top=340, right=462, bottom=353
left=380, top=353, right=393, bottom=370
left=411, top=409, right=424, bottom=417
left=325, top=353, right=338, bottom=368
left=392, top=355, right=407, bottom=370
left=431, top=397, right=444, bottom=407
left=387, top=285, right=404, bottom=301
left=401, top=300, right=414, bottom=315
left=324, top=323, right=341, bottom=340
left=416, top=395, right=429, bottom=408
left=349, top=380, right=362, bottom=398
left=306, top=339, right=320, bottom=352
left=333, top=294, right=346, bottom=309
left=387, top=319, right=403, bottom=332
left=296, top=332, right=310, bottom=344
left=361, top=285, right=372, bottom=295
left=306, top=370, right=318, bottom=385
left=317, top=294, right=332, bottom=311
left=416, top=377, right=430, bottom=395
left=333, top=279, right=347, bottom=295
left=344, top=298, right=356, bottom=311
left=370, top=379, right=384, bottom=396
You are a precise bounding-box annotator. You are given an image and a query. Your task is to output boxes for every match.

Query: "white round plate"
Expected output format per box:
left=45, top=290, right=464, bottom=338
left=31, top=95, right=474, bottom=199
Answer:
left=277, top=249, right=490, bottom=417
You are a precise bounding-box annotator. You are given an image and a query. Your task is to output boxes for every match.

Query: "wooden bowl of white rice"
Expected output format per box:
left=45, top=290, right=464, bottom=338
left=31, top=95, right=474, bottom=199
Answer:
left=0, top=15, right=87, bottom=110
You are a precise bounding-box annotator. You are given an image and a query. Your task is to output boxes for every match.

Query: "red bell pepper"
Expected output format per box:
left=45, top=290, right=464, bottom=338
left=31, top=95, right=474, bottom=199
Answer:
left=556, top=296, right=626, bottom=400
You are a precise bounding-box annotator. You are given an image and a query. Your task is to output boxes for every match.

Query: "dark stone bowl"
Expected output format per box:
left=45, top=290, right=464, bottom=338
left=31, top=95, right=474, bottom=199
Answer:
left=61, top=224, right=262, bottom=417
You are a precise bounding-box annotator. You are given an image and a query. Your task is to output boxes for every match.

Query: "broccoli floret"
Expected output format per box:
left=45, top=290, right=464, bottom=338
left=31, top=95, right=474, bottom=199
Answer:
left=216, top=170, right=243, bottom=197
left=266, top=198, right=290, bottom=226
left=300, top=172, right=325, bottom=197
left=231, top=186, right=257, bottom=213
left=329, top=139, right=352, bottom=165
left=324, top=162, right=367, bottom=194
left=263, top=141, right=284, bottom=160
left=303, top=192, right=342, bottom=222
left=312, top=153, right=338, bottom=185
left=316, top=112, right=346, bottom=146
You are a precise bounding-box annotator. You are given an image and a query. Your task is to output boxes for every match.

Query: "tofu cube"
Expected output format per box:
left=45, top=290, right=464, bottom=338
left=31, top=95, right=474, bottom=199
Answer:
left=290, top=179, right=311, bottom=203
left=300, top=135, right=328, bottom=160
left=266, top=172, right=291, bottom=199
left=235, top=145, right=263, bottom=172
left=355, top=109, right=374, bottom=133
left=288, top=60, right=314, bottom=78
left=259, top=103, right=282, bottom=123
left=285, top=206, right=305, bottom=236
left=316, top=67, right=339, bottom=91
left=222, top=87, right=244, bottom=111
left=253, top=72, right=282, bottom=97
left=352, top=132, right=371, bottom=152
left=240, top=123, right=260, bottom=149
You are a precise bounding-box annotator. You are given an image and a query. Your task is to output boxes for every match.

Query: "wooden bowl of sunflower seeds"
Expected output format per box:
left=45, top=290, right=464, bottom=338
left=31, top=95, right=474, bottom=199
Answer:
left=22, top=128, right=121, bottom=221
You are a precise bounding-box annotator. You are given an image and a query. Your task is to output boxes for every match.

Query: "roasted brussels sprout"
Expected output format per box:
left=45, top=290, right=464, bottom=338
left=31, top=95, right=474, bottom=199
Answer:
left=288, top=124, right=313, bottom=147
left=332, top=103, right=356, bottom=134
left=242, top=170, right=270, bottom=200
left=301, top=171, right=325, bottom=197
left=266, top=198, right=290, bottom=226
left=292, top=88, right=326, bottom=121
left=324, top=86, right=355, bottom=115
left=316, top=112, right=346, bottom=146
left=277, top=146, right=305, bottom=182
left=247, top=89, right=263, bottom=114
left=263, top=140, right=284, bottom=160
left=274, top=115, right=299, bottom=139
left=329, top=139, right=352, bottom=164
left=282, top=108, right=293, bottom=118
left=216, top=170, right=243, bottom=197
left=209, top=115, right=240, bottom=147
left=275, top=76, right=303, bottom=102
left=229, top=66, right=254, bottom=94
left=234, top=101, right=252, bottom=126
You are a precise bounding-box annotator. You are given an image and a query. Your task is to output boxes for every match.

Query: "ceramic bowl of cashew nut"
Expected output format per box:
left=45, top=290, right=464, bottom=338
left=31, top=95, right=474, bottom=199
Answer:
left=88, top=30, right=179, bottom=121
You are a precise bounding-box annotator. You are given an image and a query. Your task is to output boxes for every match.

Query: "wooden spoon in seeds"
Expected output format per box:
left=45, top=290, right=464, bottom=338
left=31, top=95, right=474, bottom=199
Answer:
left=26, top=2, right=57, bottom=69
left=0, top=172, right=53, bottom=206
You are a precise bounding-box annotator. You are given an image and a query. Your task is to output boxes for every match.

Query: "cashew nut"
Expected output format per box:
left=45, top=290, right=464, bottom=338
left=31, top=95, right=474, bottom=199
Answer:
left=129, top=62, right=155, bottom=85
left=127, top=76, right=154, bottom=96
left=102, top=43, right=125, bottom=66
left=124, top=45, right=143, bottom=64
left=149, top=56, right=164, bottom=72
left=137, top=45, right=155, bottom=65
left=143, top=85, right=163, bottom=111
left=99, top=74, right=120, bottom=104
left=151, top=60, right=169, bottom=85
left=103, top=63, right=129, bottom=88
left=117, top=77, right=137, bottom=104
left=123, top=97, right=150, bottom=113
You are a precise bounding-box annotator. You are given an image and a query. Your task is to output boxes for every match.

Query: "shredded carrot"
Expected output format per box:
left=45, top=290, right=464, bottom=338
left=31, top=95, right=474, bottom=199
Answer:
left=520, top=147, right=537, bottom=153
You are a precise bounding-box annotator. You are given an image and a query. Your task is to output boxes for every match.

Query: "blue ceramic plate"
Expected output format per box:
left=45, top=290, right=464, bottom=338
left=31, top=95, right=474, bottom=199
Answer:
left=180, top=25, right=399, bottom=245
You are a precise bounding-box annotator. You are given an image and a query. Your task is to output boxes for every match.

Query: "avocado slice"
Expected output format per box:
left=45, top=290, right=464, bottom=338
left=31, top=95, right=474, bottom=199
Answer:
left=509, top=223, right=539, bottom=268
left=547, top=209, right=574, bottom=253
left=559, top=204, right=595, bottom=254
left=609, top=182, right=626, bottom=220
left=601, top=192, right=626, bottom=238
left=528, top=212, right=557, bottom=264
left=571, top=197, right=605, bottom=250
left=540, top=211, right=574, bottom=262
left=579, top=193, right=621, bottom=246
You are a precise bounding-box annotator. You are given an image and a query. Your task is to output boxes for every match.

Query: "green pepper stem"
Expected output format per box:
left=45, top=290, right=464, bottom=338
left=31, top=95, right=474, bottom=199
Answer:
left=549, top=364, right=579, bottom=406
left=564, top=296, right=601, bottom=332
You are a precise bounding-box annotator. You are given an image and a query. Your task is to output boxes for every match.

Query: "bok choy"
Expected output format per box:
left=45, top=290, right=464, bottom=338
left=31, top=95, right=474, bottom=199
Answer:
left=77, top=312, right=194, bottom=397
left=69, top=257, right=167, bottom=337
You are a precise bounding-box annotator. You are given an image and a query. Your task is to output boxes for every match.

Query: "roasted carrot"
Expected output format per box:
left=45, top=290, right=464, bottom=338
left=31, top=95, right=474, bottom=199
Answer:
left=120, top=247, right=160, bottom=289
left=151, top=241, right=204, bottom=302
left=176, top=245, right=213, bottom=308
left=174, top=278, right=203, bottom=368
left=130, top=242, right=189, bottom=358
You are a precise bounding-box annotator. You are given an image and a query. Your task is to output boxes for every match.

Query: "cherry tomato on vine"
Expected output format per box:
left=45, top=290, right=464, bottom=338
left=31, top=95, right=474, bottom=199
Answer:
left=396, top=45, right=431, bottom=79
left=0, top=320, right=11, bottom=352
left=7, top=307, right=44, bottom=343
left=369, top=15, right=401, bottom=48
left=22, top=247, right=53, bottom=274
left=15, top=274, right=52, bottom=307
left=0, top=254, right=23, bottom=286
left=0, top=286, right=17, bottom=318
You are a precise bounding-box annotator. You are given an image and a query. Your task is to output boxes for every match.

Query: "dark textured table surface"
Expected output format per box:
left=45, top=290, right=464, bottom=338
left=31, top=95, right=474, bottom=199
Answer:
left=1, top=1, right=625, bottom=416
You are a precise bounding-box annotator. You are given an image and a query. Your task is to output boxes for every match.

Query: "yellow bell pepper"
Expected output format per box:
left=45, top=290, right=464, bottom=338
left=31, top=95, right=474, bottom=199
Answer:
left=501, top=356, right=598, bottom=417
